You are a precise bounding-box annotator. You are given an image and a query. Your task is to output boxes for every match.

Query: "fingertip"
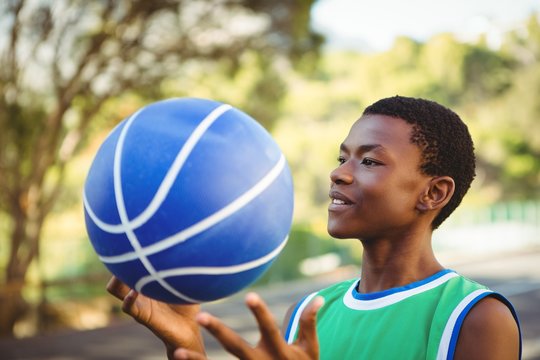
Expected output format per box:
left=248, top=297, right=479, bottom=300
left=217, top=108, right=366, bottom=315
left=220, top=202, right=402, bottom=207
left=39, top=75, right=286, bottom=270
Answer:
left=245, top=292, right=260, bottom=307
left=106, top=276, right=126, bottom=299
left=312, top=296, right=325, bottom=310
left=106, top=276, right=117, bottom=292
left=196, top=312, right=211, bottom=326
left=121, top=289, right=139, bottom=313
left=174, top=348, right=189, bottom=359
left=300, top=296, right=324, bottom=323
left=125, top=289, right=139, bottom=302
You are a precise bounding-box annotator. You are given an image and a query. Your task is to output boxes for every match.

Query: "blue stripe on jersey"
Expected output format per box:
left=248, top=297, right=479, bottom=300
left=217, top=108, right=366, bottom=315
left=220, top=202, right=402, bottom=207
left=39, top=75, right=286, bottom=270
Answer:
left=352, top=269, right=456, bottom=300
left=446, top=292, right=522, bottom=360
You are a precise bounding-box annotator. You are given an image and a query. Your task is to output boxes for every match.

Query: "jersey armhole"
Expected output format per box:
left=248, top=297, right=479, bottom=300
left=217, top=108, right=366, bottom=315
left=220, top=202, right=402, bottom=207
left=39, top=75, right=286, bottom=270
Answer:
left=444, top=291, right=522, bottom=360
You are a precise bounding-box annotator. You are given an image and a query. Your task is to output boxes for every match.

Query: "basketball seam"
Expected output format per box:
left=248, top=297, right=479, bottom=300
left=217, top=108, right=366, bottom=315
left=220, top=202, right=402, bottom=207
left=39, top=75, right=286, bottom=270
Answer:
left=98, top=153, right=287, bottom=263
left=134, top=235, right=289, bottom=303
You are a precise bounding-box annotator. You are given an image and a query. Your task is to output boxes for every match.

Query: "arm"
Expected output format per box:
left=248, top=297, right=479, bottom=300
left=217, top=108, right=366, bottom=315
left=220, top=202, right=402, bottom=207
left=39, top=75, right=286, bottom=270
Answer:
left=106, top=276, right=205, bottom=359
left=454, top=296, right=520, bottom=360
left=174, top=292, right=324, bottom=360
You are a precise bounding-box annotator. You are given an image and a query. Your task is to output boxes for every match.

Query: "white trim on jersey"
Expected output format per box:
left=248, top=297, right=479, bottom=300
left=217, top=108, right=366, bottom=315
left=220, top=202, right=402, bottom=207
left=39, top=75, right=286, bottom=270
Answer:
left=436, top=289, right=493, bottom=360
left=343, top=272, right=459, bottom=310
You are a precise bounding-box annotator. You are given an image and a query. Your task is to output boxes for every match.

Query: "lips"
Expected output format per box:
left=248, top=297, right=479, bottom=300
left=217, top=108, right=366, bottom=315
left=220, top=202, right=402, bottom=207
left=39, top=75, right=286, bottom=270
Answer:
left=329, top=190, right=354, bottom=206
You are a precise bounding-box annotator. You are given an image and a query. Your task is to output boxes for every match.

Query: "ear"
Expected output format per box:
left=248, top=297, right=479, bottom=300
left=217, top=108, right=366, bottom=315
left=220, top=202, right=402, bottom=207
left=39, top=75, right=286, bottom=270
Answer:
left=416, top=176, right=455, bottom=212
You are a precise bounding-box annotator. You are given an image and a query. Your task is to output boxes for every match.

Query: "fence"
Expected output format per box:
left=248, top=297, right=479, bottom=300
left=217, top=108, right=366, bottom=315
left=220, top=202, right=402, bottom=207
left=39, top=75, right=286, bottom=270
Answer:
left=434, top=201, right=540, bottom=256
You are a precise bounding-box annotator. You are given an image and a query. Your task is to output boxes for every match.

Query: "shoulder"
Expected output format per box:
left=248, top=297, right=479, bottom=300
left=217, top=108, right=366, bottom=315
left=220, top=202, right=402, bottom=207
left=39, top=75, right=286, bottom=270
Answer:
left=454, top=295, right=520, bottom=360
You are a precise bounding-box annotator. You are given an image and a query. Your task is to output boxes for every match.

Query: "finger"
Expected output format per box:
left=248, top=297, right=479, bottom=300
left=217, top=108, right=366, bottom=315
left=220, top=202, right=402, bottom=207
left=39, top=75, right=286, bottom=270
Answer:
left=245, top=292, right=284, bottom=347
left=296, top=296, right=324, bottom=354
left=197, top=312, right=253, bottom=358
left=106, top=276, right=131, bottom=300
left=173, top=347, right=207, bottom=360
left=121, top=289, right=140, bottom=315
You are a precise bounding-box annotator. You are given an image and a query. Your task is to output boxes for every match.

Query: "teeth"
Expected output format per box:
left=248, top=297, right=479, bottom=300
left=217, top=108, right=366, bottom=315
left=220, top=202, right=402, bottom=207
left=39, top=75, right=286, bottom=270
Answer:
left=332, top=199, right=345, bottom=205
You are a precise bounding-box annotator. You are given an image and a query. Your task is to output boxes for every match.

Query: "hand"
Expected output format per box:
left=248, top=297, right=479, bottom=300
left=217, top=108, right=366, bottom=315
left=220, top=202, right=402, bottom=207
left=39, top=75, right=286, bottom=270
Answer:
left=106, top=276, right=205, bottom=357
left=173, top=292, right=324, bottom=360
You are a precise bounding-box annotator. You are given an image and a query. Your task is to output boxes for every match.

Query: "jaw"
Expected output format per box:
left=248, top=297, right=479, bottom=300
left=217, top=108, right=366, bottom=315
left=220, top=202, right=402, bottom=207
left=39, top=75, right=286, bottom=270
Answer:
left=327, top=204, right=389, bottom=241
left=327, top=206, right=358, bottom=239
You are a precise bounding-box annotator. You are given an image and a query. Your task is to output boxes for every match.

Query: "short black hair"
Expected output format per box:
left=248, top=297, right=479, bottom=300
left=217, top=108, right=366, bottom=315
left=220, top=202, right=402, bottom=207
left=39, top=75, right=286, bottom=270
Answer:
left=363, top=95, right=475, bottom=229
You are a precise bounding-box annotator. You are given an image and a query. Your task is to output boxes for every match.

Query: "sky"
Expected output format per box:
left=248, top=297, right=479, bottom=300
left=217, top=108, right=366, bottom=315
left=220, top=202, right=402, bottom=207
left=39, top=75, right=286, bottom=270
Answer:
left=311, top=0, right=540, bottom=52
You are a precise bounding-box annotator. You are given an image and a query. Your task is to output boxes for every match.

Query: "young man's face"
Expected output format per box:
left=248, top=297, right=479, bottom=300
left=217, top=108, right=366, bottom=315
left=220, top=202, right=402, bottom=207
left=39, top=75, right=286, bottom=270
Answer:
left=327, top=114, right=432, bottom=241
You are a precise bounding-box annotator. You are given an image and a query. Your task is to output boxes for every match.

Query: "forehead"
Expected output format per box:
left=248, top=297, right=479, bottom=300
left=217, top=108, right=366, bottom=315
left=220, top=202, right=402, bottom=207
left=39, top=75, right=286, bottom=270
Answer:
left=342, top=114, right=418, bottom=157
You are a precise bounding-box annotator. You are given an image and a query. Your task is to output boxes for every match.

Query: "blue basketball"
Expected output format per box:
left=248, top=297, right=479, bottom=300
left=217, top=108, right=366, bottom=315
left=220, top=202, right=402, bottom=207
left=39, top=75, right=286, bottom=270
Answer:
left=83, top=98, right=294, bottom=304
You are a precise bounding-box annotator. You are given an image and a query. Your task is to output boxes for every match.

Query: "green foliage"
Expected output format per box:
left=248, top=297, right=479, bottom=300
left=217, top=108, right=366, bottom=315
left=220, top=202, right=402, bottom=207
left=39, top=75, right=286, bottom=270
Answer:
left=160, top=51, right=288, bottom=131
left=472, top=63, right=540, bottom=200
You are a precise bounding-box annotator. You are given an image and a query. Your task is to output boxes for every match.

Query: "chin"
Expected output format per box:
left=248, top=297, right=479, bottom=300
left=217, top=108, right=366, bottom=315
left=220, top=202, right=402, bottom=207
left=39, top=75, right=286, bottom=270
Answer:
left=327, top=224, right=352, bottom=239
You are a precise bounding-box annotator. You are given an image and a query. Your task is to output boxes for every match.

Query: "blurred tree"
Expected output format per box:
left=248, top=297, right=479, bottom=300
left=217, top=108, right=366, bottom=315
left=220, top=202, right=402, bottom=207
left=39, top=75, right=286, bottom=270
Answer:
left=471, top=13, right=540, bottom=200
left=0, top=0, right=322, bottom=336
left=501, top=13, right=540, bottom=65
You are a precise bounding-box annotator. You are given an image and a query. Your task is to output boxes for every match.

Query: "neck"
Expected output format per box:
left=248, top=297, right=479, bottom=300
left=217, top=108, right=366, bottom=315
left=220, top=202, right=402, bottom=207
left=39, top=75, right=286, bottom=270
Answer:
left=357, top=229, right=443, bottom=293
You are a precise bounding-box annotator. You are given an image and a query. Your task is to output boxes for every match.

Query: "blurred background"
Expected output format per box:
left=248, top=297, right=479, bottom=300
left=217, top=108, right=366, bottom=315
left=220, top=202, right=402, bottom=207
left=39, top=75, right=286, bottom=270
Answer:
left=0, top=0, right=539, bottom=358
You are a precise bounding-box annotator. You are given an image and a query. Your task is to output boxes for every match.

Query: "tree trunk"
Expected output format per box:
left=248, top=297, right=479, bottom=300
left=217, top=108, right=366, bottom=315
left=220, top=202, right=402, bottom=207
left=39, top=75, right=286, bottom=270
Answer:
left=0, top=190, right=45, bottom=337
left=0, top=277, right=30, bottom=337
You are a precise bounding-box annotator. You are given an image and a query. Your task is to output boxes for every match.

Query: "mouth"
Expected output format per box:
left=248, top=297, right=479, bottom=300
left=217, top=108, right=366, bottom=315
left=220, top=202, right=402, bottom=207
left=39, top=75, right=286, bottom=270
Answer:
left=331, top=198, right=347, bottom=205
left=328, top=190, right=354, bottom=208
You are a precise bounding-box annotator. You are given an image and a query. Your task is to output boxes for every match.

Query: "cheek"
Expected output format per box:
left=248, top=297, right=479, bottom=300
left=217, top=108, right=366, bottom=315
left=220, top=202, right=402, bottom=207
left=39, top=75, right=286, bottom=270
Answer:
left=384, top=174, right=425, bottom=213
left=359, top=176, right=389, bottom=205
left=363, top=172, right=420, bottom=212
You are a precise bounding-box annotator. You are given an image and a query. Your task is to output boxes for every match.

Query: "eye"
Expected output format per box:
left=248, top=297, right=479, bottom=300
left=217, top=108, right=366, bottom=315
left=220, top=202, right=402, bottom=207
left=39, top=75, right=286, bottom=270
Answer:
left=337, top=156, right=346, bottom=165
left=361, top=158, right=379, bottom=166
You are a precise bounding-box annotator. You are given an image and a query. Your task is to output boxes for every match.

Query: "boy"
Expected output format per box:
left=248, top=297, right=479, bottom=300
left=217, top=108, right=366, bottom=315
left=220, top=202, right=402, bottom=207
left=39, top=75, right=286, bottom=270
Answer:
left=108, top=96, right=521, bottom=359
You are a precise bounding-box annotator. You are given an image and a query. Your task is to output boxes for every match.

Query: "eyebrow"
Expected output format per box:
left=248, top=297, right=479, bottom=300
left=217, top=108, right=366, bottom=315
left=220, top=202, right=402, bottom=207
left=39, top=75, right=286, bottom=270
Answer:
left=339, top=143, right=385, bottom=155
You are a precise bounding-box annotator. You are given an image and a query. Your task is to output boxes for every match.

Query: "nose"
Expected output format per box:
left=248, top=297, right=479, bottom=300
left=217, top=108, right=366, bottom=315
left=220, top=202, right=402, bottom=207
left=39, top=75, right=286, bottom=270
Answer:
left=330, top=163, right=354, bottom=185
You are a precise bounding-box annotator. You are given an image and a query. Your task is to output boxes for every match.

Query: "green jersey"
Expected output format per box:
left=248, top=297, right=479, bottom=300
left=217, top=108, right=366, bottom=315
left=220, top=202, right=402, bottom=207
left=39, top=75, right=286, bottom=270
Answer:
left=285, top=269, right=520, bottom=359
